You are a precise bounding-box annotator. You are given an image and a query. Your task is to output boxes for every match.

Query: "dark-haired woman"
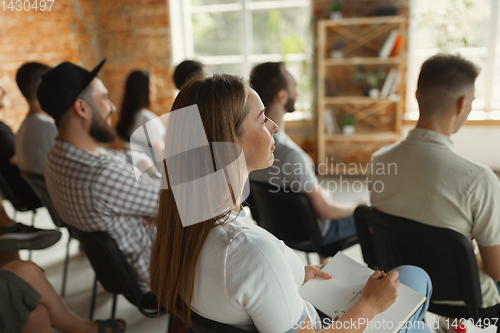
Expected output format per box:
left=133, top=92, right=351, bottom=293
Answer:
left=116, top=70, right=163, bottom=153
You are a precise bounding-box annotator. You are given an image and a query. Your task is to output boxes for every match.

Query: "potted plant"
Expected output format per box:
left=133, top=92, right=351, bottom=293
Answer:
left=341, top=115, right=356, bottom=135
left=353, top=66, right=387, bottom=98
left=328, top=0, right=344, bottom=20
left=330, top=40, right=346, bottom=59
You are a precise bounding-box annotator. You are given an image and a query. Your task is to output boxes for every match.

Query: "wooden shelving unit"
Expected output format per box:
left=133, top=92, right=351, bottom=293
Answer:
left=317, top=16, right=407, bottom=175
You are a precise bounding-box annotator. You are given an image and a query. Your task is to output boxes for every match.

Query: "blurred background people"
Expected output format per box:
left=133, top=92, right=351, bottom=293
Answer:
left=173, top=60, right=206, bottom=90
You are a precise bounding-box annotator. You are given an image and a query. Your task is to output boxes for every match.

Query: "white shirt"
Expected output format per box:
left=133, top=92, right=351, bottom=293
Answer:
left=191, top=210, right=320, bottom=332
left=128, top=109, right=165, bottom=155
left=15, top=113, right=57, bottom=175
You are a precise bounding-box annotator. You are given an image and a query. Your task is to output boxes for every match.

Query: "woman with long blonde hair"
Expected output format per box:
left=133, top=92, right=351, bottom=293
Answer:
left=150, top=74, right=432, bottom=333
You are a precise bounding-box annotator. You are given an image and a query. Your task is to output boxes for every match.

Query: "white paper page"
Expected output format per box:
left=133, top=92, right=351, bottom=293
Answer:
left=300, top=252, right=426, bottom=333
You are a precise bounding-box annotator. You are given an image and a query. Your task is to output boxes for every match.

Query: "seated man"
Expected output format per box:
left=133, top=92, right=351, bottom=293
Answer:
left=370, top=54, right=500, bottom=317
left=15, top=62, right=56, bottom=176
left=0, top=80, right=42, bottom=212
left=0, top=79, right=60, bottom=259
left=249, top=62, right=363, bottom=261
left=38, top=60, right=160, bottom=294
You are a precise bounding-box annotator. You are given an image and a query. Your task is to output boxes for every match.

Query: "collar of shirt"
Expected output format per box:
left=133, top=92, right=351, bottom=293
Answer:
left=405, top=127, right=454, bottom=150
left=53, top=139, right=107, bottom=167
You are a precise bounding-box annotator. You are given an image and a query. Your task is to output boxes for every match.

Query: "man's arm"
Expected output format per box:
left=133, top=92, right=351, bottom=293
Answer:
left=305, top=184, right=360, bottom=220
left=94, top=153, right=161, bottom=218
left=479, top=244, right=500, bottom=281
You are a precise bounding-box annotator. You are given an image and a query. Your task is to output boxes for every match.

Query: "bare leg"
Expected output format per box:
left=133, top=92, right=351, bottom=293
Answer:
left=0, top=203, right=19, bottom=264
left=21, top=303, right=52, bottom=333
left=2, top=260, right=100, bottom=333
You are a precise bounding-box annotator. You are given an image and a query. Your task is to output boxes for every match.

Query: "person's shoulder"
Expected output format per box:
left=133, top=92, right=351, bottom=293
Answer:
left=140, top=109, right=157, bottom=119
left=0, top=121, right=14, bottom=136
left=456, top=155, right=498, bottom=183
left=224, top=218, right=283, bottom=259
left=97, top=149, right=132, bottom=171
left=372, top=141, right=401, bottom=160
left=24, top=114, right=57, bottom=131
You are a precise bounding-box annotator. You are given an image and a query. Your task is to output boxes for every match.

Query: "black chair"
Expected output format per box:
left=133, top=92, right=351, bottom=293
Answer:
left=0, top=169, right=44, bottom=260
left=67, top=226, right=176, bottom=331
left=354, top=205, right=499, bottom=331
left=182, top=311, right=250, bottom=333
left=247, top=181, right=358, bottom=263
left=0, top=168, right=43, bottom=224
left=20, top=171, right=74, bottom=296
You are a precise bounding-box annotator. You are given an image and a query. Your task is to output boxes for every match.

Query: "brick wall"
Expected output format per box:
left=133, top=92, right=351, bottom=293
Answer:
left=0, top=0, right=100, bottom=130
left=94, top=0, right=175, bottom=126
left=0, top=0, right=174, bottom=132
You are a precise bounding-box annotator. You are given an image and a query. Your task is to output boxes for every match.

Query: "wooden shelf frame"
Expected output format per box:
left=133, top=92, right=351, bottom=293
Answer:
left=317, top=16, right=407, bottom=175
left=324, top=57, right=401, bottom=66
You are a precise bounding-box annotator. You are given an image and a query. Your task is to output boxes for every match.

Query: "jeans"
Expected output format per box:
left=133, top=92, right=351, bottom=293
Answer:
left=395, top=265, right=432, bottom=333
left=321, top=215, right=357, bottom=246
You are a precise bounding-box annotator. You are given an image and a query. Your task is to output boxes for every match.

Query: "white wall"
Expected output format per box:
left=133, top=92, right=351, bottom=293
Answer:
left=402, top=125, right=500, bottom=171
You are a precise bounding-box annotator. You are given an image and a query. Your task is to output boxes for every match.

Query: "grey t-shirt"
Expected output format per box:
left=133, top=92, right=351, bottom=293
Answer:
left=15, top=113, right=57, bottom=175
left=250, top=130, right=330, bottom=235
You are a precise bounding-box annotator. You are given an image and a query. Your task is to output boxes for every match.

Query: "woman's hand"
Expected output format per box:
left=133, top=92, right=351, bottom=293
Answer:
left=358, top=270, right=399, bottom=316
left=303, top=265, right=332, bottom=285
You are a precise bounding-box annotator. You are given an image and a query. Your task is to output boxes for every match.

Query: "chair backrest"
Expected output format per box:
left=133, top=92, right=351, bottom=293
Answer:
left=67, top=226, right=162, bottom=318
left=20, top=172, right=66, bottom=228
left=183, top=311, right=251, bottom=333
left=0, top=167, right=42, bottom=212
left=354, top=205, right=483, bottom=311
left=248, top=181, right=323, bottom=247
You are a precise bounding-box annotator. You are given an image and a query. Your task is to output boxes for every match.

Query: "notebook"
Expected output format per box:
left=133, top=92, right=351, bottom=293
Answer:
left=300, top=252, right=426, bottom=333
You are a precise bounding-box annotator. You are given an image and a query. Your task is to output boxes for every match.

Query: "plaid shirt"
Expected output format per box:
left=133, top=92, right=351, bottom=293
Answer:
left=45, top=139, right=160, bottom=293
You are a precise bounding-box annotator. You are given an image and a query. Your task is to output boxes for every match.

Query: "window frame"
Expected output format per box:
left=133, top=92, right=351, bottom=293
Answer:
left=405, top=0, right=500, bottom=122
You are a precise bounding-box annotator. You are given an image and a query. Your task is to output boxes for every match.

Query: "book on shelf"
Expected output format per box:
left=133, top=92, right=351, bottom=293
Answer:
left=324, top=107, right=340, bottom=135
left=378, top=30, right=399, bottom=59
left=380, top=67, right=398, bottom=98
left=390, top=33, right=403, bottom=57
left=300, top=252, right=427, bottom=333
left=390, top=69, right=401, bottom=96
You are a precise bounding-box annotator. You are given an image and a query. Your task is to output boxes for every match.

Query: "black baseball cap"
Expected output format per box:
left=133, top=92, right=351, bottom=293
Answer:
left=37, top=59, right=106, bottom=121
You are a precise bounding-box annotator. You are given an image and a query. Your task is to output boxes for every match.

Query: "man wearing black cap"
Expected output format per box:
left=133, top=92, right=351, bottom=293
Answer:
left=39, top=60, right=160, bottom=294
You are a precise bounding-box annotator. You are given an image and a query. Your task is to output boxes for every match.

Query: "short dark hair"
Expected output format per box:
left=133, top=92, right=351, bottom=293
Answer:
left=16, top=62, right=51, bottom=103
left=173, top=60, right=204, bottom=89
left=249, top=62, right=287, bottom=107
left=417, top=53, right=480, bottom=116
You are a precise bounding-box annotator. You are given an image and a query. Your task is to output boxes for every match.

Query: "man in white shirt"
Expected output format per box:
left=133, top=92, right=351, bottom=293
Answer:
left=370, top=53, right=500, bottom=312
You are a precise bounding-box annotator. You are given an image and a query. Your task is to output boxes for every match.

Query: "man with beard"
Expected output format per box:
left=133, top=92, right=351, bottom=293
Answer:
left=39, top=60, right=160, bottom=294
left=249, top=62, right=362, bottom=263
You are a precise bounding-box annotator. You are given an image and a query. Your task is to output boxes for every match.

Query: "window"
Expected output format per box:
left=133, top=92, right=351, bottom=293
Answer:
left=170, top=0, right=313, bottom=116
left=406, top=0, right=500, bottom=121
